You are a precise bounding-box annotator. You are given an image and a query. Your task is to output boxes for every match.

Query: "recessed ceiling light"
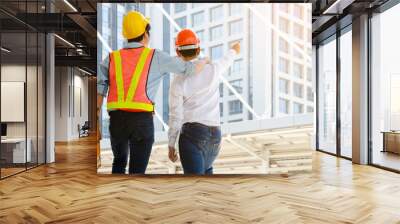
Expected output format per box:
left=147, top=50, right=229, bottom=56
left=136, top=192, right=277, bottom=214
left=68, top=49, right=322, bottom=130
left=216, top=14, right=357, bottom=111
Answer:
left=63, top=0, right=78, bottom=12
left=54, top=34, right=75, bottom=48
left=323, top=0, right=354, bottom=15
left=1, top=47, right=11, bottom=53
left=78, top=67, right=92, bottom=76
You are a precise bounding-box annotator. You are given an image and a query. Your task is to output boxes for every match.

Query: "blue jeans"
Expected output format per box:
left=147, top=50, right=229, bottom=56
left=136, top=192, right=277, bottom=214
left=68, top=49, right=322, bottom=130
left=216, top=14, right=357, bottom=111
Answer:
left=109, top=111, right=154, bottom=174
left=178, top=122, right=221, bottom=175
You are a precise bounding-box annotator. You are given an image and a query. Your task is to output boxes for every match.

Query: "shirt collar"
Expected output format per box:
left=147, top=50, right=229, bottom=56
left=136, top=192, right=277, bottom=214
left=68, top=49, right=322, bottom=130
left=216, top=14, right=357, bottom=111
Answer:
left=123, top=42, right=144, bottom=48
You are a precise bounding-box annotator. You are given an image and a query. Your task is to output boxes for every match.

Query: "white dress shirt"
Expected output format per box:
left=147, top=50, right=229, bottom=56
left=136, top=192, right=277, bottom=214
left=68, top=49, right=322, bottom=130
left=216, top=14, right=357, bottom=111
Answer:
left=168, top=49, right=237, bottom=147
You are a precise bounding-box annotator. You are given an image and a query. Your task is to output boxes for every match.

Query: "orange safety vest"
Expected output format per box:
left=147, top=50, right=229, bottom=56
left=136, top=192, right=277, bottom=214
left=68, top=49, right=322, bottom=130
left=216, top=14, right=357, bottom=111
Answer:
left=107, top=47, right=155, bottom=112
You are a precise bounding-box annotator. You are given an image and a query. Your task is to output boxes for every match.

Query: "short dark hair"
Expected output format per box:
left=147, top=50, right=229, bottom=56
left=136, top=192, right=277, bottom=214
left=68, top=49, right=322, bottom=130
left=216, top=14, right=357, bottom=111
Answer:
left=177, top=48, right=200, bottom=58
left=128, top=25, right=151, bottom=43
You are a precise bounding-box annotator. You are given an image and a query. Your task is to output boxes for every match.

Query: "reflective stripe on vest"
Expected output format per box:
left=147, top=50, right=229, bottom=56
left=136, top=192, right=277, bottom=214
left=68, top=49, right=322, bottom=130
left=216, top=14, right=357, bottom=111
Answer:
left=107, top=47, right=154, bottom=112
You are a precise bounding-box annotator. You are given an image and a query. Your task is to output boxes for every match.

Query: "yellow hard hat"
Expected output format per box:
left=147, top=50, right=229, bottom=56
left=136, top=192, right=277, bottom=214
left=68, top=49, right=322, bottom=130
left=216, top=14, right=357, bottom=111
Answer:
left=122, top=11, right=150, bottom=39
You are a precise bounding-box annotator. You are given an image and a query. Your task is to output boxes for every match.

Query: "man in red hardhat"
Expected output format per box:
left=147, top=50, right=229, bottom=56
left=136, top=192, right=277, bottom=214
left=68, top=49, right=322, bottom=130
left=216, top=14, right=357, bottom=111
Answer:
left=97, top=12, right=209, bottom=174
left=168, top=29, right=240, bottom=174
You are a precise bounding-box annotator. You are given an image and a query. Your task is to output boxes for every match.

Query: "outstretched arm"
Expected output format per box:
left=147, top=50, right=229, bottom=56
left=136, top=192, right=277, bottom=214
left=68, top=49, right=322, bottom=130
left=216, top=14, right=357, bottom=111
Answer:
left=213, top=42, right=240, bottom=76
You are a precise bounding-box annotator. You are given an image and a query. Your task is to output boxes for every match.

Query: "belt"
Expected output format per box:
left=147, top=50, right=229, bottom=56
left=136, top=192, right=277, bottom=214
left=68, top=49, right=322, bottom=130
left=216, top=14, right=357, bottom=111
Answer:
left=182, top=122, right=220, bottom=132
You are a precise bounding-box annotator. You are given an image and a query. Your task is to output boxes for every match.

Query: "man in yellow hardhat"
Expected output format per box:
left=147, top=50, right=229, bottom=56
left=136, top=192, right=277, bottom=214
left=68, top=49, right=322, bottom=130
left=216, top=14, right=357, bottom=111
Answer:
left=97, top=11, right=208, bottom=174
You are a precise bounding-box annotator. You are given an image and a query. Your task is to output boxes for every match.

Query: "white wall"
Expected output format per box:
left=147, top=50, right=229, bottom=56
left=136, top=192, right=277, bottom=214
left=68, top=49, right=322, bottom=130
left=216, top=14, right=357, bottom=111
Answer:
left=55, top=67, right=69, bottom=141
left=54, top=67, right=89, bottom=141
left=1, top=64, right=46, bottom=163
left=1, top=65, right=26, bottom=136
left=1, top=65, right=34, bottom=137
left=71, top=73, right=89, bottom=137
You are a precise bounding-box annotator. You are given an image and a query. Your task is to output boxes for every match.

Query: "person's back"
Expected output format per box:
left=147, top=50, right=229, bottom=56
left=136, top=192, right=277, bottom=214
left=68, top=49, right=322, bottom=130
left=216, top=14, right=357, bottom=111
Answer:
left=172, top=61, right=220, bottom=126
left=168, top=29, right=240, bottom=174
left=97, top=12, right=208, bottom=175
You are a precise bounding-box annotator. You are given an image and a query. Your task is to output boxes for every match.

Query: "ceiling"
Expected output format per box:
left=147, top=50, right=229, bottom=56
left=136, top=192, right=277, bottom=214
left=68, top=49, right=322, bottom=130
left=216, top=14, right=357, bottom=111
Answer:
left=0, top=0, right=97, bottom=74
left=0, top=0, right=395, bottom=74
left=311, top=0, right=391, bottom=43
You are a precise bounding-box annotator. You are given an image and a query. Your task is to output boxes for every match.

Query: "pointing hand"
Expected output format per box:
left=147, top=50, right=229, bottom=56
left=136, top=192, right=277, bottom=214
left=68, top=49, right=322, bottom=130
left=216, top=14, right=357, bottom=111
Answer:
left=231, top=42, right=240, bottom=54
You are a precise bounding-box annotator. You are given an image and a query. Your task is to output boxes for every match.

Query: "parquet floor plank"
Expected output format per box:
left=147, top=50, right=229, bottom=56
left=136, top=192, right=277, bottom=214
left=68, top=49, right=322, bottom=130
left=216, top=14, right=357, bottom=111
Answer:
left=0, top=136, right=400, bottom=223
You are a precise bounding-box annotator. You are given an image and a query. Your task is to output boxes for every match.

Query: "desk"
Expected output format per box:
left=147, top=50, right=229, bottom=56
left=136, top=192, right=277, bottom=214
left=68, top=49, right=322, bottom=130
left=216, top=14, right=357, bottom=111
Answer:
left=382, top=131, right=400, bottom=155
left=1, top=138, right=31, bottom=164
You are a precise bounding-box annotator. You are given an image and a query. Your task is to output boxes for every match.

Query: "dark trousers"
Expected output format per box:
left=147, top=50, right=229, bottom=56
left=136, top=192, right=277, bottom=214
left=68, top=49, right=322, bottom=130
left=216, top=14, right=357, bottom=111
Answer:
left=179, top=122, right=221, bottom=175
left=109, top=110, right=154, bottom=174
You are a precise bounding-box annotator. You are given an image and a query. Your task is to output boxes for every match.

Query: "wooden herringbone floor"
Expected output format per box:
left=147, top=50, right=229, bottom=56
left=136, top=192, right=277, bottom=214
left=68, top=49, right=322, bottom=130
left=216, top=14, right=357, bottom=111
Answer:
left=1, top=136, right=400, bottom=224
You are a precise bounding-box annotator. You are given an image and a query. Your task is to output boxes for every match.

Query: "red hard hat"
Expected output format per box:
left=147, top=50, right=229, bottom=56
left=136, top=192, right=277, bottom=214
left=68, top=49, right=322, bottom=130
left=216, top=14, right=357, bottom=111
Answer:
left=175, top=29, right=200, bottom=50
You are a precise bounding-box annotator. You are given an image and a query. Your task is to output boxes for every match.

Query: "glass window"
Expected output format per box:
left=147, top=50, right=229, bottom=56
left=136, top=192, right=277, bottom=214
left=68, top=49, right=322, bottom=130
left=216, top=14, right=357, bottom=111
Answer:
left=279, top=4, right=289, bottom=13
left=116, top=5, right=125, bottom=49
left=293, top=5, right=303, bottom=19
left=196, top=30, right=204, bottom=43
left=318, top=37, right=337, bottom=154
left=229, top=19, right=243, bottom=36
left=229, top=4, right=243, bottom=16
left=229, top=100, right=243, bottom=115
left=1, top=31, right=28, bottom=177
left=174, top=3, right=187, bottom=13
left=293, top=48, right=303, bottom=59
left=210, top=25, right=223, bottom=41
left=175, top=17, right=186, bottom=31
left=102, top=6, right=109, bottom=28
left=279, top=17, right=289, bottom=33
left=340, top=29, right=352, bottom=158
left=210, top=44, right=223, bottom=60
left=229, top=79, right=243, bottom=95
left=279, top=57, right=289, bottom=74
left=219, top=83, right=224, bottom=97
left=279, top=38, right=289, bottom=53
left=307, top=28, right=312, bottom=43
left=279, top=98, right=289, bottom=114
left=279, top=78, right=289, bottom=94
left=220, top=103, right=224, bottom=116
left=307, top=106, right=314, bottom=113
left=231, top=59, right=243, bottom=75
left=307, top=86, right=314, bottom=101
left=192, top=11, right=205, bottom=27
left=0, top=0, right=48, bottom=177
left=27, top=31, right=40, bottom=170
left=306, top=9, right=312, bottom=23
left=370, top=9, right=398, bottom=168
left=38, top=34, right=46, bottom=166
left=293, top=102, right=304, bottom=114
left=293, top=83, right=304, bottom=98
left=210, top=5, right=224, bottom=22
left=293, top=23, right=304, bottom=40
left=200, top=48, right=205, bottom=56
left=307, top=67, right=312, bottom=81
left=293, top=44, right=304, bottom=59
left=192, top=3, right=203, bottom=8
left=293, top=62, right=303, bottom=79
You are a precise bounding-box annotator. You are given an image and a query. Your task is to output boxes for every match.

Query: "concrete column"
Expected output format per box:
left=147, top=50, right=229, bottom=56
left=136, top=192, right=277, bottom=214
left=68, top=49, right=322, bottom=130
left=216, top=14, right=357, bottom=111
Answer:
left=46, top=33, right=55, bottom=163
left=45, top=0, right=56, bottom=163
left=352, top=14, right=369, bottom=164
